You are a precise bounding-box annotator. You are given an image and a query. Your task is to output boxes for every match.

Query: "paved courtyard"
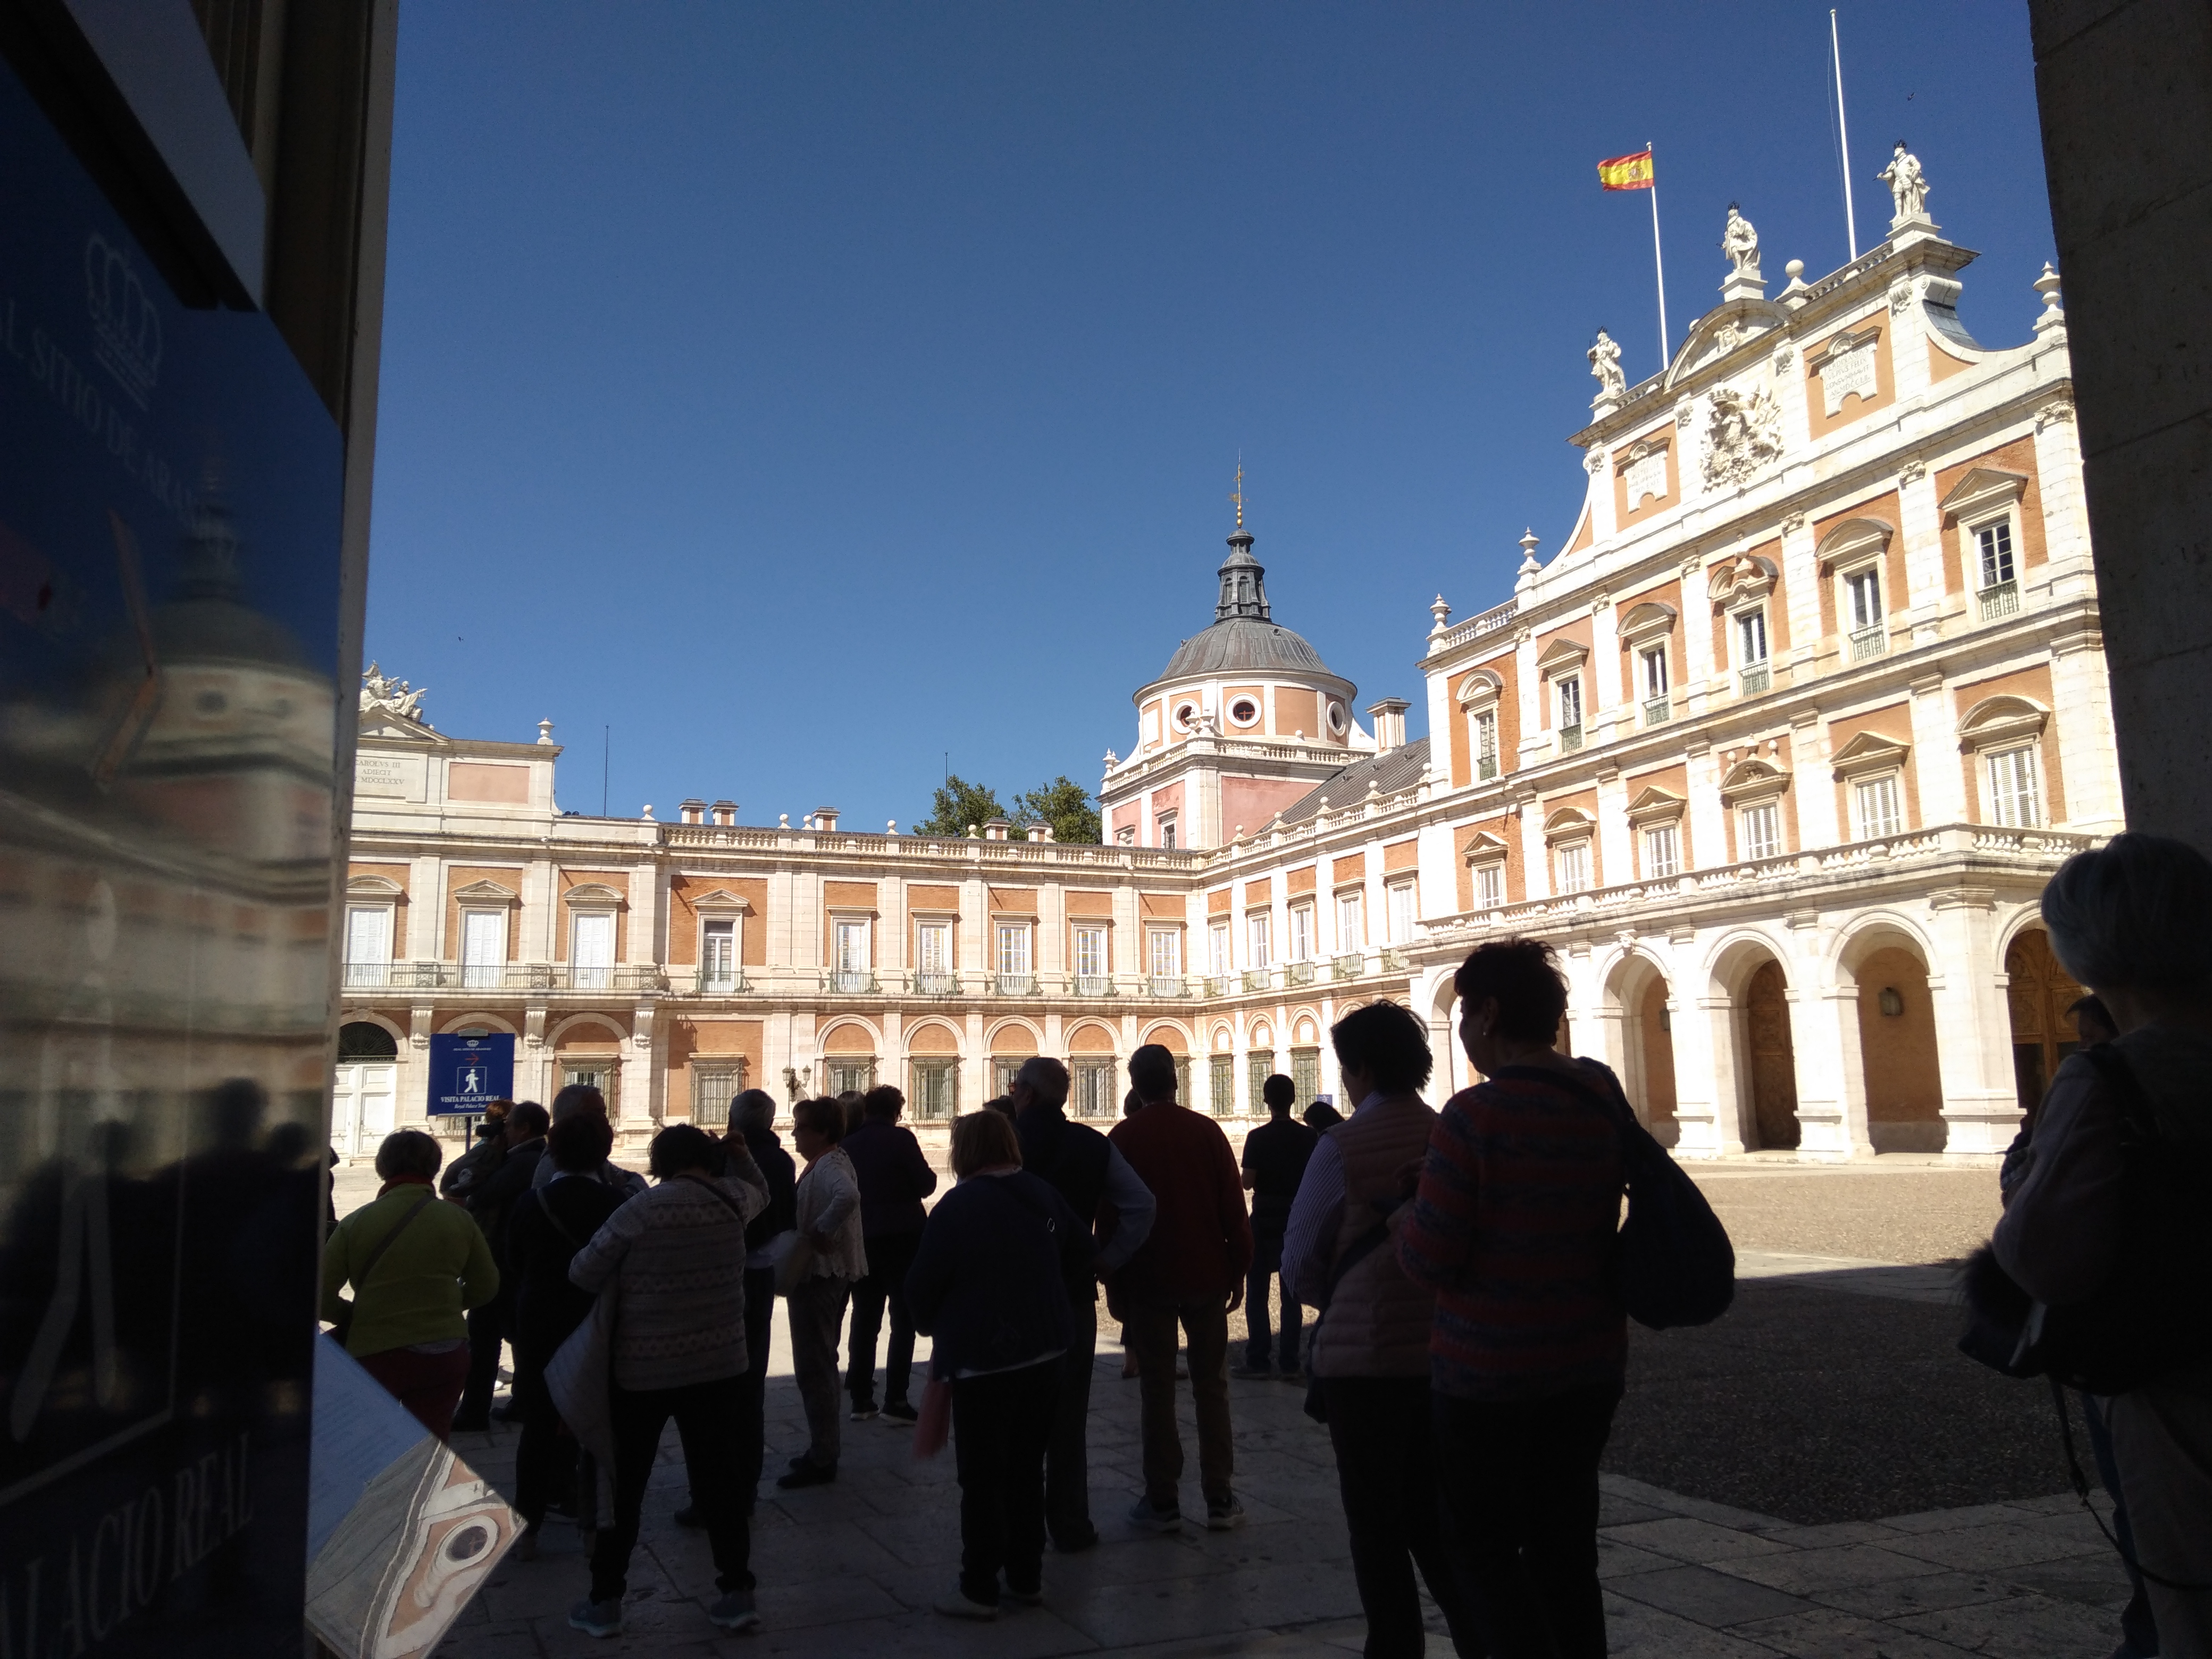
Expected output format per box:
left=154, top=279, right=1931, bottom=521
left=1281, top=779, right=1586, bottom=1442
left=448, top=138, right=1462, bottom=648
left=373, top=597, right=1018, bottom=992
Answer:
left=405, top=1212, right=2133, bottom=1659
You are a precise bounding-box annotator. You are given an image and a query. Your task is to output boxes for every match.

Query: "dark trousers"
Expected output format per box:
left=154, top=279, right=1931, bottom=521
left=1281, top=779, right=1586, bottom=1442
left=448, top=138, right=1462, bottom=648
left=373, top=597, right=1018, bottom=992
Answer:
left=1244, top=1225, right=1302, bottom=1371
left=358, top=1343, right=472, bottom=1443
left=512, top=1355, right=575, bottom=1526
left=592, top=1375, right=753, bottom=1603
left=1122, top=1299, right=1233, bottom=1509
left=1325, top=1376, right=1485, bottom=1658
left=847, top=1230, right=922, bottom=1409
left=734, top=1266, right=776, bottom=1508
left=1045, top=1294, right=1099, bottom=1545
left=458, top=1288, right=509, bottom=1424
left=2082, top=1389, right=2159, bottom=1658
left=1432, top=1381, right=1621, bottom=1659
left=952, top=1360, right=1060, bottom=1606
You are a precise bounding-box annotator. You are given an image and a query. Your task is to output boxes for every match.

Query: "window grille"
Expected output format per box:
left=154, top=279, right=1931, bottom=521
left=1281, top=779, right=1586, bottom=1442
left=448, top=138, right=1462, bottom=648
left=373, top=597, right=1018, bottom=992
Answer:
left=1072, top=1059, right=1115, bottom=1119
left=826, top=1059, right=874, bottom=1094
left=912, top=1060, right=958, bottom=1121
left=692, top=1061, right=744, bottom=1126
left=1291, top=1048, right=1321, bottom=1108
left=1209, top=1054, right=1234, bottom=1116
left=1247, top=1051, right=1276, bottom=1115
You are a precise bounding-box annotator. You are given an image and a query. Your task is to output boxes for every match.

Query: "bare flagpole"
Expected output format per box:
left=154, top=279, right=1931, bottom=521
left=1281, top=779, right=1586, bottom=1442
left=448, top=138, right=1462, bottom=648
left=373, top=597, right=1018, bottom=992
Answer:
left=1831, top=9, right=1858, bottom=258
left=1648, top=140, right=1669, bottom=373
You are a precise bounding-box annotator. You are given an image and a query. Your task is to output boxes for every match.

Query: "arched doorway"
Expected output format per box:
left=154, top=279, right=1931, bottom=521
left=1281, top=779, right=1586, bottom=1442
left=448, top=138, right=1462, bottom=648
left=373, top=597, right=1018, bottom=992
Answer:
left=1854, top=944, right=1946, bottom=1152
left=332, top=1020, right=398, bottom=1157
left=1605, top=957, right=1679, bottom=1145
left=2006, top=928, right=2087, bottom=1111
left=1742, top=960, right=1799, bottom=1150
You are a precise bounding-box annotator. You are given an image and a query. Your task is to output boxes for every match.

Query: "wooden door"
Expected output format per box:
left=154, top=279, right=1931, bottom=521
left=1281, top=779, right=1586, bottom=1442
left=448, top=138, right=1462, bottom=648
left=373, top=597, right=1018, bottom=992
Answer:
left=2005, top=929, right=2085, bottom=1112
left=1744, top=961, right=1800, bottom=1150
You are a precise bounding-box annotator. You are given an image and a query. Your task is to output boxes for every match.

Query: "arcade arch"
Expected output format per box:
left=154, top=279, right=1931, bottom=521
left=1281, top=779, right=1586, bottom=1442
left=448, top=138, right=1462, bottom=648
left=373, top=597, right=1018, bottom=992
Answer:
left=904, top=1019, right=962, bottom=1120
left=1838, top=924, right=1946, bottom=1153
left=1710, top=939, right=1798, bottom=1150
left=1067, top=1020, right=1120, bottom=1119
left=1605, top=954, right=1679, bottom=1144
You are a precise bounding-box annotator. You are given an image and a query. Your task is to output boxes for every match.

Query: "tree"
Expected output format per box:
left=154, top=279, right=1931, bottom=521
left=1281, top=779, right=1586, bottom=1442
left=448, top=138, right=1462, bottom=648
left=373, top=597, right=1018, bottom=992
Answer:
left=1017, top=776, right=1102, bottom=845
left=913, top=775, right=1007, bottom=838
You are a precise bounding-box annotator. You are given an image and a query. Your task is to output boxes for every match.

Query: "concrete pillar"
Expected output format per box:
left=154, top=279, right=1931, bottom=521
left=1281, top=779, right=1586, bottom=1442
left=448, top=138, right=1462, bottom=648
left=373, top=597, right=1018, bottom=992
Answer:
left=1670, top=991, right=1735, bottom=1157
left=1793, top=985, right=1874, bottom=1160
left=1928, top=899, right=2022, bottom=1156
left=2029, top=0, right=2212, bottom=844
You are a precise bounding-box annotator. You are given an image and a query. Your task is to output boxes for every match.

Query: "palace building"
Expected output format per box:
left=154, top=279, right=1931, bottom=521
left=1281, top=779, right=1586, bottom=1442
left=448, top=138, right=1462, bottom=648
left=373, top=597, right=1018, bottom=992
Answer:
left=339, top=166, right=2112, bottom=1163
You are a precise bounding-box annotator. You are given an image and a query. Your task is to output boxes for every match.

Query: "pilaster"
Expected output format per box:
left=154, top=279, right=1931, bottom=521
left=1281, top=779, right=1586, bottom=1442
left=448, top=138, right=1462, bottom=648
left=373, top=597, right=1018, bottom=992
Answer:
left=1907, top=669, right=1965, bottom=826
left=1928, top=896, right=2021, bottom=1156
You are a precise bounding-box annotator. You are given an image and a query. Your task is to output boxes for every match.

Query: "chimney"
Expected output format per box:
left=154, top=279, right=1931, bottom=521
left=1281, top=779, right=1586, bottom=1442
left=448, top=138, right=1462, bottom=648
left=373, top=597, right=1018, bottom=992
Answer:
left=1369, top=698, right=1410, bottom=753
left=679, top=798, right=706, bottom=824
left=811, top=806, right=840, bottom=832
left=710, top=799, right=737, bottom=826
left=1024, top=822, right=1050, bottom=843
left=983, top=817, right=1012, bottom=841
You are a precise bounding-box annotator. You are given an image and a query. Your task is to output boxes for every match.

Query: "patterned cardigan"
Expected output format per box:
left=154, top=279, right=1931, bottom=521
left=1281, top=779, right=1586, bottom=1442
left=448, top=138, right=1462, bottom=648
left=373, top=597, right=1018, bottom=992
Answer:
left=568, top=1168, right=769, bottom=1390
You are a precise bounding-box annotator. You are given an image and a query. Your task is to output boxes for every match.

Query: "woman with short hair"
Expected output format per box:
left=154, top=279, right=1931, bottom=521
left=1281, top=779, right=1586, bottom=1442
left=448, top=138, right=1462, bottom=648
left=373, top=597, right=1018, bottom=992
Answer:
left=778, top=1096, right=868, bottom=1488
left=1997, top=834, right=2212, bottom=1655
left=322, top=1129, right=500, bottom=1441
left=907, top=1109, right=1092, bottom=1619
left=1396, top=940, right=1629, bottom=1659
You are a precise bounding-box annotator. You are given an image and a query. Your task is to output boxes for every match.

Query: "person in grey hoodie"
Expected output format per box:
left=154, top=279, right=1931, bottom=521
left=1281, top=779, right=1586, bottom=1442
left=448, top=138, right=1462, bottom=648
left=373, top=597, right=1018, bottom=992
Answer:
left=1995, top=834, right=2212, bottom=1658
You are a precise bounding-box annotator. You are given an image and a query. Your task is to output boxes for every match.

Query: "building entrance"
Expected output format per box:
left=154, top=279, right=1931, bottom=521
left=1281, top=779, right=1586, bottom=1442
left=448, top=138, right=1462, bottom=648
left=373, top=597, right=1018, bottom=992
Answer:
left=1744, top=961, right=1800, bottom=1150
left=2005, top=928, right=2086, bottom=1112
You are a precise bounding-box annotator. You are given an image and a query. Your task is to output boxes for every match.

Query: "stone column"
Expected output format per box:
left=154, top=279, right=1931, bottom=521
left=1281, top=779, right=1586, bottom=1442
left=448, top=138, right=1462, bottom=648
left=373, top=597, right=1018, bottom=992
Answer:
left=1793, top=983, right=1874, bottom=1159
left=1669, top=988, right=1735, bottom=1157
left=1928, top=891, right=2020, bottom=1157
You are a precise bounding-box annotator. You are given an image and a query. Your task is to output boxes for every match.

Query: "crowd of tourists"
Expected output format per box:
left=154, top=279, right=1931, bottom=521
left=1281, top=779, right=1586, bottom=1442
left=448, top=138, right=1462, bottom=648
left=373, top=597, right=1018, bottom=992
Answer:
left=319, top=831, right=2212, bottom=1656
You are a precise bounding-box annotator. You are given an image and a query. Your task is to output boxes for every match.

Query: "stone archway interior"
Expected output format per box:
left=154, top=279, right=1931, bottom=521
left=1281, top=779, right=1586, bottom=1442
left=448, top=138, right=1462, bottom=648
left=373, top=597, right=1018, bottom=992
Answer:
left=1743, top=960, right=1800, bottom=1151
left=1636, top=977, right=1679, bottom=1145
left=2005, top=928, right=2086, bottom=1112
left=1855, top=944, right=1946, bottom=1153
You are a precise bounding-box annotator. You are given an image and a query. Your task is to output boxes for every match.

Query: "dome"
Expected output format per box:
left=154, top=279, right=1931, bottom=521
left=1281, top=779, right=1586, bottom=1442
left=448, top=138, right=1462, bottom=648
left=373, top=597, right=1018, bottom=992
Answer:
left=1160, top=616, right=1333, bottom=680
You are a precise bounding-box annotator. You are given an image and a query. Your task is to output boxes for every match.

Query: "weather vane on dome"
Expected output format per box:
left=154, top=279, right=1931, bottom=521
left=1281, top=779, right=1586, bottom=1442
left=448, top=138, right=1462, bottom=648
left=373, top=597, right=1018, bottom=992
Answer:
left=1229, top=455, right=1245, bottom=530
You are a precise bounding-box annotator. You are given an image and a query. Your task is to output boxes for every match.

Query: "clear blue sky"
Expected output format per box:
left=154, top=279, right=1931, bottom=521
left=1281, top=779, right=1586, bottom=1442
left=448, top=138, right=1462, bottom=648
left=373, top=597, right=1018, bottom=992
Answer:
left=366, top=1, right=2055, bottom=830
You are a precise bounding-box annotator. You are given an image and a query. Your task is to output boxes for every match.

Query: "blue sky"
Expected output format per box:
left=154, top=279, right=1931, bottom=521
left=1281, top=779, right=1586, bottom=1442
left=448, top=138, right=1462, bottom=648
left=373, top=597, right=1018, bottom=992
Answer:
left=366, top=1, right=2055, bottom=829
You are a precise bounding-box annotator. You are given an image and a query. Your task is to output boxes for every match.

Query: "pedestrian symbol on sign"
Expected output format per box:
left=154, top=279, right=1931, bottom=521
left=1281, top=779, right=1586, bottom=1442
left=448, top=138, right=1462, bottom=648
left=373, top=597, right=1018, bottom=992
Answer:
left=458, top=1063, right=486, bottom=1096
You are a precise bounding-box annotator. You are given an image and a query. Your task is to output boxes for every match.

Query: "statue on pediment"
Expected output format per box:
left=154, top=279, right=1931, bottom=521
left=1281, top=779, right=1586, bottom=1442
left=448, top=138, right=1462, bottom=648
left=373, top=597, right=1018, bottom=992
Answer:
left=1721, top=205, right=1760, bottom=276
left=1879, top=141, right=1929, bottom=224
left=360, top=662, right=430, bottom=726
left=1588, top=330, right=1626, bottom=403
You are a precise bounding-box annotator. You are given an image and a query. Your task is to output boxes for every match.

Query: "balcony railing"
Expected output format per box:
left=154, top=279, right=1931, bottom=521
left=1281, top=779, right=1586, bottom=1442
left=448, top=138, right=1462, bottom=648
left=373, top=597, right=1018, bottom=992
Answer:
left=826, top=969, right=876, bottom=994
left=1848, top=624, right=1887, bottom=662
left=1332, top=953, right=1365, bottom=982
left=1476, top=753, right=1498, bottom=781
left=693, top=969, right=747, bottom=994
left=1242, top=969, right=1271, bottom=993
left=1739, top=663, right=1771, bottom=696
left=1643, top=697, right=1671, bottom=727
left=1204, top=975, right=1232, bottom=998
left=1146, top=974, right=1188, bottom=999
left=1978, top=579, right=2020, bottom=621
left=910, top=970, right=959, bottom=996
left=1287, top=960, right=1316, bottom=985
left=1070, top=974, right=1113, bottom=998
left=343, top=961, right=667, bottom=994
left=1558, top=723, right=1584, bottom=754
left=994, top=973, right=1036, bottom=996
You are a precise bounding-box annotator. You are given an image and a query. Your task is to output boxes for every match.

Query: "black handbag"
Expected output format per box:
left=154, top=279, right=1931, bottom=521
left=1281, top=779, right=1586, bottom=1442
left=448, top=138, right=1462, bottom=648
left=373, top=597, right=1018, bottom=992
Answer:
left=1504, top=1064, right=1736, bottom=1331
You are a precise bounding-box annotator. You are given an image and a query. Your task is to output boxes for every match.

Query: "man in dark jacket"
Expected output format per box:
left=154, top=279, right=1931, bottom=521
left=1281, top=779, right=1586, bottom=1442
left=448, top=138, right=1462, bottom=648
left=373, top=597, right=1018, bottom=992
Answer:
left=1107, top=1044, right=1254, bottom=1533
left=1008, top=1057, right=1157, bottom=1551
left=841, top=1085, right=939, bottom=1421
left=1235, top=1075, right=1318, bottom=1378
left=454, top=1100, right=549, bottom=1430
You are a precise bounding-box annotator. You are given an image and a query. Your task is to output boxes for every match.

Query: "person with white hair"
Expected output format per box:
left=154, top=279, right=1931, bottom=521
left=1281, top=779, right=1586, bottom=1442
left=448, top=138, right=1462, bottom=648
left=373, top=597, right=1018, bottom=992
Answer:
left=1995, top=833, right=2212, bottom=1657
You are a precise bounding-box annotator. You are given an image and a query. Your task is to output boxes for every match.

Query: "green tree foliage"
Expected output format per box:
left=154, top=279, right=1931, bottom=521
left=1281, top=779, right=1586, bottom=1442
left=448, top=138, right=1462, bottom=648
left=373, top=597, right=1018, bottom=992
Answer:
left=1017, top=776, right=1102, bottom=845
left=914, top=775, right=1007, bottom=838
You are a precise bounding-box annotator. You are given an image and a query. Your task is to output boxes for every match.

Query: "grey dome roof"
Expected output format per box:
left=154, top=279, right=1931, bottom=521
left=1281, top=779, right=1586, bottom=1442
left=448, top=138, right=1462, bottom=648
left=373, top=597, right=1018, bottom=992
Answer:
left=1160, top=616, right=1333, bottom=680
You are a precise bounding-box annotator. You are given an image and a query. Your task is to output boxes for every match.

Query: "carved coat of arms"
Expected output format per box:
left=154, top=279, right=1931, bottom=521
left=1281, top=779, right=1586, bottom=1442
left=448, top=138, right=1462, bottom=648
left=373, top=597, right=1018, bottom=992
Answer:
left=1702, top=386, right=1783, bottom=489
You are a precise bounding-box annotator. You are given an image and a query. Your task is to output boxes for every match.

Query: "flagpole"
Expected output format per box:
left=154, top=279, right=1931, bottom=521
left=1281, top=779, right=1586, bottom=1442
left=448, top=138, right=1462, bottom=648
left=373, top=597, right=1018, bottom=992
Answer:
left=1647, top=140, right=1669, bottom=373
left=1831, top=9, right=1858, bottom=258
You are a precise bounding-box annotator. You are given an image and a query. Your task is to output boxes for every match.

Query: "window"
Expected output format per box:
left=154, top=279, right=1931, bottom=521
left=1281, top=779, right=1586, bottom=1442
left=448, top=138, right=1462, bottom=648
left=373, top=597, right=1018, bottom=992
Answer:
left=1291, top=1048, right=1320, bottom=1107
left=692, top=1060, right=745, bottom=1126
left=562, top=1061, right=616, bottom=1112
left=1853, top=774, right=1903, bottom=839
left=1470, top=708, right=1499, bottom=780
left=460, top=908, right=505, bottom=987
left=1246, top=912, right=1271, bottom=969
left=571, top=910, right=615, bottom=990
left=914, top=920, right=953, bottom=991
left=1556, top=677, right=1583, bottom=750
left=1247, top=1051, right=1276, bottom=1115
left=1554, top=841, right=1591, bottom=894
left=1072, top=1060, right=1115, bottom=1118
left=1147, top=928, right=1180, bottom=980
left=1740, top=802, right=1782, bottom=860
left=827, top=1059, right=875, bottom=1095
left=1736, top=609, right=1771, bottom=694
left=701, top=917, right=738, bottom=990
left=1228, top=696, right=1260, bottom=728
left=1988, top=747, right=2043, bottom=827
left=1845, top=566, right=1886, bottom=660
left=1473, top=862, right=1504, bottom=909
left=995, top=922, right=1032, bottom=979
left=1287, top=903, right=1314, bottom=962
left=1073, top=924, right=1107, bottom=979
left=1209, top=1053, right=1234, bottom=1116
left=1336, top=890, right=1364, bottom=951
left=1386, top=881, right=1417, bottom=944
left=1157, top=815, right=1176, bottom=850
left=1208, top=920, right=1230, bottom=977
left=1975, top=518, right=2020, bottom=619
left=911, top=1060, right=959, bottom=1120
left=345, top=904, right=391, bottom=985
left=1642, top=824, right=1680, bottom=879
left=834, top=918, right=870, bottom=970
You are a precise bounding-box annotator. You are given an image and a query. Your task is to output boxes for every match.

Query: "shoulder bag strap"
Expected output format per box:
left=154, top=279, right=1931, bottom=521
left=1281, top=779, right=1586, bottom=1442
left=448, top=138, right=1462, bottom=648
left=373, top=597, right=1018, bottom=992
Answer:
left=674, top=1172, right=750, bottom=1222
left=536, top=1185, right=586, bottom=1251
left=350, top=1188, right=435, bottom=1293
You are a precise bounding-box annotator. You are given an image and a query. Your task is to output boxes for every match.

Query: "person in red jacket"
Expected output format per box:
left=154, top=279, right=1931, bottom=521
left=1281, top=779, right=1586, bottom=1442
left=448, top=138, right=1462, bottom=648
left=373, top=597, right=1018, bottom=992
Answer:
left=1105, top=1044, right=1253, bottom=1532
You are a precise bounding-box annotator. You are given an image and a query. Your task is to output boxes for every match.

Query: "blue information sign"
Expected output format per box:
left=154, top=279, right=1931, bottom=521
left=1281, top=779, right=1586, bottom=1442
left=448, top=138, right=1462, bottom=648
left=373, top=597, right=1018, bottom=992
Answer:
left=428, top=1033, right=517, bottom=1116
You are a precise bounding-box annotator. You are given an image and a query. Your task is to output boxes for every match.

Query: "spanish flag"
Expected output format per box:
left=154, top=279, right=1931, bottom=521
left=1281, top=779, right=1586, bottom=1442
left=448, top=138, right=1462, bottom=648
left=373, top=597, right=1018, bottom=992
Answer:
left=1597, top=149, right=1654, bottom=191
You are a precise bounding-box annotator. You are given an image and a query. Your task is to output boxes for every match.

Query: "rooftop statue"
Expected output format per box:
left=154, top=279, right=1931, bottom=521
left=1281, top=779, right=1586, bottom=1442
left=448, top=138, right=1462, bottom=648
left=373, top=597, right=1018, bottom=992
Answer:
left=1878, top=141, right=1930, bottom=224
left=1721, top=204, right=1760, bottom=275
left=1588, top=330, right=1626, bottom=403
left=360, top=661, right=430, bottom=726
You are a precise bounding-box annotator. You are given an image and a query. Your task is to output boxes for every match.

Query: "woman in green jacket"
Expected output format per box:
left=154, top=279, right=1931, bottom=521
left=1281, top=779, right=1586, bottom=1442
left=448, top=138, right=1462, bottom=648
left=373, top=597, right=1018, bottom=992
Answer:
left=322, top=1129, right=501, bottom=1440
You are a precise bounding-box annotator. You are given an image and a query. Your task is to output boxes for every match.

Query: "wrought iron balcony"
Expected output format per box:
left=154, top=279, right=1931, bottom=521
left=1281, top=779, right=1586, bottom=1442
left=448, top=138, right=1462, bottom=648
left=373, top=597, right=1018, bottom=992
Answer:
left=1146, top=974, right=1188, bottom=999
left=1287, top=960, right=1316, bottom=985
left=1476, top=753, right=1498, bottom=781
left=1204, top=975, right=1232, bottom=998
left=1071, top=974, right=1114, bottom=998
left=1558, top=723, right=1584, bottom=753
left=693, top=969, right=747, bottom=994
left=910, top=970, right=959, bottom=996
left=1739, top=664, right=1771, bottom=697
left=1978, top=579, right=2020, bottom=621
left=826, top=969, right=877, bottom=994
left=1848, top=624, right=1887, bottom=663
left=1242, top=969, right=1271, bottom=993
left=994, top=973, right=1036, bottom=996
left=1643, top=696, right=1672, bottom=727
left=1332, top=953, right=1365, bottom=982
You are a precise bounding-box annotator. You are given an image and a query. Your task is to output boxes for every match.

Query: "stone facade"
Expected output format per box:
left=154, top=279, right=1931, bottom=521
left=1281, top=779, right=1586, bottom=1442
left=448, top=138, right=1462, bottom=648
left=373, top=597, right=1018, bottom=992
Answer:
left=339, top=205, right=2110, bottom=1163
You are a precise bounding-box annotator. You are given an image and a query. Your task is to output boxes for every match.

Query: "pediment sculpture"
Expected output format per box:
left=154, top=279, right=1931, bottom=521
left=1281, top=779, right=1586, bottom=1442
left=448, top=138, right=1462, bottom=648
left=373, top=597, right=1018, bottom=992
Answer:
left=361, top=662, right=430, bottom=727
left=1702, top=386, right=1783, bottom=489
